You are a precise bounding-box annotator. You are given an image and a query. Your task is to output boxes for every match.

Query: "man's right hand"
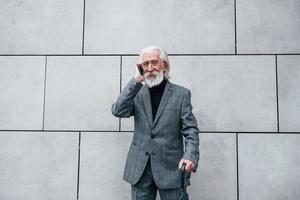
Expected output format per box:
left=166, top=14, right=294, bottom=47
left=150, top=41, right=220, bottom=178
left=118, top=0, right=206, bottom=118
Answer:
left=135, top=75, right=144, bottom=83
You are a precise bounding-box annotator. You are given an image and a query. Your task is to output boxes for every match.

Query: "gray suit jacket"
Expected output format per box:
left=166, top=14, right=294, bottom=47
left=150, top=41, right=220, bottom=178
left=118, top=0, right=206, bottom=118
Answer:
left=112, top=78, right=200, bottom=189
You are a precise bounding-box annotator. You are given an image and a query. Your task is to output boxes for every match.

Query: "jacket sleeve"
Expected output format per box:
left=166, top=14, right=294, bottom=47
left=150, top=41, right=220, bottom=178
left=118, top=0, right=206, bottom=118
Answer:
left=180, top=89, right=200, bottom=169
left=111, top=78, right=143, bottom=118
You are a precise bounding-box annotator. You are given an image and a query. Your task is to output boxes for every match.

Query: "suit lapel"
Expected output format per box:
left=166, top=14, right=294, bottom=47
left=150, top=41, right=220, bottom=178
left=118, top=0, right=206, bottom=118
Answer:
left=152, top=80, right=173, bottom=127
left=141, top=86, right=153, bottom=127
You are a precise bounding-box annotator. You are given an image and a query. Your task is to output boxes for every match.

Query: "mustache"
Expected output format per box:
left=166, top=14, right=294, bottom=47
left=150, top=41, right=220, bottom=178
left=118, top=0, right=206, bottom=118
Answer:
left=145, top=71, right=159, bottom=78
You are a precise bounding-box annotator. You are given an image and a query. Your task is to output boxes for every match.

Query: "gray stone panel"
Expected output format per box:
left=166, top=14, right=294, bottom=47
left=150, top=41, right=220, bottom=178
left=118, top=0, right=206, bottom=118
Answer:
left=0, top=56, right=45, bottom=130
left=0, top=0, right=83, bottom=54
left=189, top=133, right=237, bottom=200
left=44, top=56, right=120, bottom=131
left=121, top=56, right=277, bottom=132
left=237, top=0, right=300, bottom=53
left=79, top=132, right=133, bottom=200
left=84, top=0, right=235, bottom=54
left=239, top=134, right=300, bottom=200
left=0, top=131, right=78, bottom=200
left=278, top=56, right=300, bottom=132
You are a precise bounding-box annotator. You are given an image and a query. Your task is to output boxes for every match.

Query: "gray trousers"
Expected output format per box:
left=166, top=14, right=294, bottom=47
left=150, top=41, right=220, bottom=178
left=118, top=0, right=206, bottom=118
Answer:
left=131, top=158, right=184, bottom=200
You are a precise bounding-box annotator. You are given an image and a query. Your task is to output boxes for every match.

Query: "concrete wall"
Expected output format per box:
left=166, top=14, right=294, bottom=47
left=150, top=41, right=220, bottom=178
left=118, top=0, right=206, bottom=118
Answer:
left=0, top=0, right=299, bottom=199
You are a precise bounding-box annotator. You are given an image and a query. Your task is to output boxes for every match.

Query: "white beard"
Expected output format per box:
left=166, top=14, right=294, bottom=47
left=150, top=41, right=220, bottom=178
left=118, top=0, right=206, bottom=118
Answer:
left=144, top=70, right=164, bottom=88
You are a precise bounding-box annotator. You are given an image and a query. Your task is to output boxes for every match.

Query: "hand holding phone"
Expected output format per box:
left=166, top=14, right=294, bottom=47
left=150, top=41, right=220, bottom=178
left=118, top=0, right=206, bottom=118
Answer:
left=135, top=64, right=145, bottom=83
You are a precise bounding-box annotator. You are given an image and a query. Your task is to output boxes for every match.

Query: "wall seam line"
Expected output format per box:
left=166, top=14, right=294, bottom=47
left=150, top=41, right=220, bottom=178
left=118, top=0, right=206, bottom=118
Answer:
left=236, top=133, right=239, bottom=200
left=1, top=53, right=300, bottom=56
left=234, top=0, right=237, bottom=54
left=81, top=0, right=86, bottom=55
left=275, top=55, right=280, bottom=132
left=42, top=56, right=48, bottom=130
left=76, top=131, right=82, bottom=200
left=119, top=56, right=123, bottom=132
left=1, top=130, right=300, bottom=134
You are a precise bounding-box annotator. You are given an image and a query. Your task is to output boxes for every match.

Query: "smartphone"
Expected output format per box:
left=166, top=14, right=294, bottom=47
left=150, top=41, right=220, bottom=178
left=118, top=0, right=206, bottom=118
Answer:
left=137, top=64, right=144, bottom=76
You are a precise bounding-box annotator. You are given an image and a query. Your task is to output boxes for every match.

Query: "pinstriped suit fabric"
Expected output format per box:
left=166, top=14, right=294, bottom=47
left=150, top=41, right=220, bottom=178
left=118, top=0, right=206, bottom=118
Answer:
left=131, top=158, right=183, bottom=200
left=112, top=78, right=200, bottom=190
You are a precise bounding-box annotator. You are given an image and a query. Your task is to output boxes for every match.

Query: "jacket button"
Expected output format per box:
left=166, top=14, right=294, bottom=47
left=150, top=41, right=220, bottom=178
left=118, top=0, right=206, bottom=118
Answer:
left=145, top=152, right=149, bottom=156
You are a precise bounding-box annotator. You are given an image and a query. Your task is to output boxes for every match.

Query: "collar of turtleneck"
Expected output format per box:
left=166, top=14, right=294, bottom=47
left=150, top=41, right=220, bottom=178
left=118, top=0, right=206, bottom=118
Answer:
left=149, top=78, right=167, bottom=93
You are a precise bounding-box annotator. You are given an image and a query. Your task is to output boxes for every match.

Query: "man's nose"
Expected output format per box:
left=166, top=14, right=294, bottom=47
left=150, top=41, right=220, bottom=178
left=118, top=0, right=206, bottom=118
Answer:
left=147, top=64, right=154, bottom=72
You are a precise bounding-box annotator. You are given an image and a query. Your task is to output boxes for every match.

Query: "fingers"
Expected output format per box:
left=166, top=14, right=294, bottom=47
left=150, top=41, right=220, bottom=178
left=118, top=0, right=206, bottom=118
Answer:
left=185, top=161, right=195, bottom=172
left=179, top=159, right=195, bottom=172
left=178, top=159, right=184, bottom=169
left=135, top=75, right=144, bottom=83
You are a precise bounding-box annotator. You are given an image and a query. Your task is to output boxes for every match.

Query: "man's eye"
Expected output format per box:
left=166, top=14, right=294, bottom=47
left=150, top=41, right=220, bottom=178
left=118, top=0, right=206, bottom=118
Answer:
left=142, top=63, right=149, bottom=67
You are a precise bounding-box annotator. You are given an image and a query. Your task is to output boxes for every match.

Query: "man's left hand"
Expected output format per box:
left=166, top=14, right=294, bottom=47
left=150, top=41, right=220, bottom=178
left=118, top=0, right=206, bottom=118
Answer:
left=178, top=159, right=196, bottom=172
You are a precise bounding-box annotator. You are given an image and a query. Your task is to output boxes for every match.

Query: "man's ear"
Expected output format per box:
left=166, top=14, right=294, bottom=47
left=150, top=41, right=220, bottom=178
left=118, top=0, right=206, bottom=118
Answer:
left=162, top=61, right=168, bottom=72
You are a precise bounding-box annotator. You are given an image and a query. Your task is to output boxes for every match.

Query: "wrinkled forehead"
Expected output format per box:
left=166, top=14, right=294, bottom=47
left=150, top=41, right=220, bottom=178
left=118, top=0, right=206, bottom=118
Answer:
left=140, top=49, right=161, bottom=62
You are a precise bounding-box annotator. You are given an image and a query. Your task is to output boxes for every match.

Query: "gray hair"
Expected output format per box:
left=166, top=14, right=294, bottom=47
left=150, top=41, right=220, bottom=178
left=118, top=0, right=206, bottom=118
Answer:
left=139, top=45, right=170, bottom=79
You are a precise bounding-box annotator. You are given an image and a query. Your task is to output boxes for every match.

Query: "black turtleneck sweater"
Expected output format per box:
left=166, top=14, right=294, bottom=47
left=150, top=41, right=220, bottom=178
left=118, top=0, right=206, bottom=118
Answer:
left=149, top=79, right=167, bottom=120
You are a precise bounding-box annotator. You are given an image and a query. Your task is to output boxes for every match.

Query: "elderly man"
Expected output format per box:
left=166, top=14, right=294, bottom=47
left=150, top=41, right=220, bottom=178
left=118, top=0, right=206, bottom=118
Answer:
left=112, top=46, right=199, bottom=200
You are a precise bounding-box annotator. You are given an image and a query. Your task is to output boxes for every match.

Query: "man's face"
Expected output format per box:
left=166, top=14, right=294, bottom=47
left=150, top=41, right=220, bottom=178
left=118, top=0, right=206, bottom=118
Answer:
left=141, top=50, right=166, bottom=81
